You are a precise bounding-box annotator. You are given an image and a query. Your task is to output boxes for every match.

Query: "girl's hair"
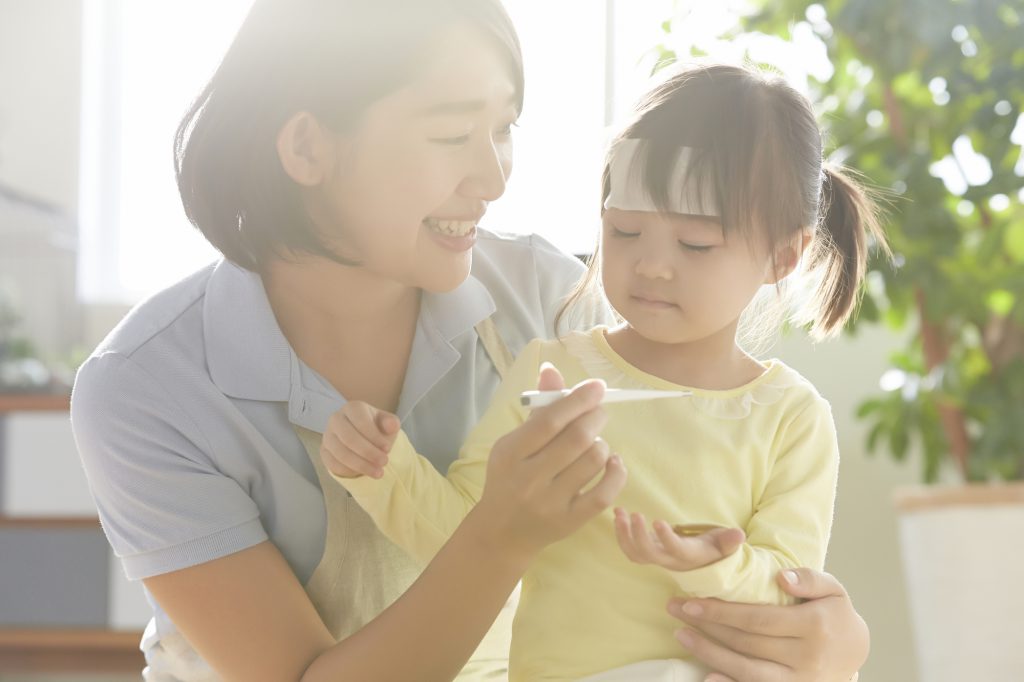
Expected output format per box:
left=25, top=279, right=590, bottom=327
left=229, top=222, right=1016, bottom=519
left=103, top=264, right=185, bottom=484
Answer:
left=174, top=0, right=523, bottom=271
left=560, top=63, right=887, bottom=341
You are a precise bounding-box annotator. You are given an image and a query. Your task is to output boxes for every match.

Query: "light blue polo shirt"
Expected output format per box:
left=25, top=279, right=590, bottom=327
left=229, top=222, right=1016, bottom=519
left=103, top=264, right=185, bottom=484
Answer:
left=70, top=229, right=609, bottom=648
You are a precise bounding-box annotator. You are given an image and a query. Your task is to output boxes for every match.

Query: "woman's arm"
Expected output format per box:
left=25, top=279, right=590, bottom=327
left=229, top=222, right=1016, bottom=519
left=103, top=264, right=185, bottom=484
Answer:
left=145, top=369, right=626, bottom=681
left=145, top=511, right=526, bottom=682
left=666, top=568, right=868, bottom=682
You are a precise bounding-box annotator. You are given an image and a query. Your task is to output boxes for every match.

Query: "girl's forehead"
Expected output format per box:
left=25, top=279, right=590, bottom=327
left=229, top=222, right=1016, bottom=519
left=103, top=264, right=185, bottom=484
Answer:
left=606, top=208, right=723, bottom=235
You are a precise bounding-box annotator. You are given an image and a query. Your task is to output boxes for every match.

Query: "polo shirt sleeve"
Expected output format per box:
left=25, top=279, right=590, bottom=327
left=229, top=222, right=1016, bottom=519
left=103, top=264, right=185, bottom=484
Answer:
left=71, top=351, right=267, bottom=580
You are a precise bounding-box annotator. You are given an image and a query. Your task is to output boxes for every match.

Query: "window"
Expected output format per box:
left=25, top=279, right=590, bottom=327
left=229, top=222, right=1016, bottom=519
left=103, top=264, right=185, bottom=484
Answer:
left=78, top=0, right=823, bottom=303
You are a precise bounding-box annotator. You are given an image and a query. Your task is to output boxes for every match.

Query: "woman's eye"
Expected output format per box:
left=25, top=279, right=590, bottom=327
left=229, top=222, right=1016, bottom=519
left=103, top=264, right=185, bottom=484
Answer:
left=611, top=227, right=640, bottom=238
left=495, top=121, right=518, bottom=138
left=679, top=242, right=713, bottom=253
left=430, top=134, right=471, bottom=146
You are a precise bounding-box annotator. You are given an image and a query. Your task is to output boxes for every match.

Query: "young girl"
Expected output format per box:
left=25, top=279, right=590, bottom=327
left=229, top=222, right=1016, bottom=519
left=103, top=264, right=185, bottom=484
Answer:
left=322, top=63, right=883, bottom=682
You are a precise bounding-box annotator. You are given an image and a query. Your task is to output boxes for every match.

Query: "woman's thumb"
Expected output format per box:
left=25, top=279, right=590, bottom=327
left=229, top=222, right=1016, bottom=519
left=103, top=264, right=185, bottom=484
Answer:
left=537, top=361, right=566, bottom=391
left=776, top=567, right=847, bottom=600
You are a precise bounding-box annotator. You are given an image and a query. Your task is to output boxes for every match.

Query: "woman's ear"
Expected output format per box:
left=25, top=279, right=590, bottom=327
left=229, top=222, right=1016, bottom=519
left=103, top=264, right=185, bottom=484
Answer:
left=765, top=229, right=814, bottom=284
left=276, top=112, right=339, bottom=187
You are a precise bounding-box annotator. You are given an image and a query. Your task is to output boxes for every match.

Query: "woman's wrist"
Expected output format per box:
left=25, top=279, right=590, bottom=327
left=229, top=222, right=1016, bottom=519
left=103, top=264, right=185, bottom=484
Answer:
left=459, top=505, right=536, bottom=574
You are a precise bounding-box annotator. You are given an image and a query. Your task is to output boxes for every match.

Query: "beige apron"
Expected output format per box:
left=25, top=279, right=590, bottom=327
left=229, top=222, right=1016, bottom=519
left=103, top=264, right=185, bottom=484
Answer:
left=296, top=316, right=518, bottom=680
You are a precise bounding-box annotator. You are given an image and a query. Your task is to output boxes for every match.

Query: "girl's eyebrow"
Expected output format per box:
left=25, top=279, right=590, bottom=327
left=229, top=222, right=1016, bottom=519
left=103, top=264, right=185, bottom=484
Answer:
left=418, top=95, right=518, bottom=117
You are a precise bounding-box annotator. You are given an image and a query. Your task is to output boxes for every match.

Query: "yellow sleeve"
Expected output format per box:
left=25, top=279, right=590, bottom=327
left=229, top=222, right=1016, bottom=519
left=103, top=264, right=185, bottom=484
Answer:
left=331, top=340, right=541, bottom=566
left=673, top=397, right=839, bottom=604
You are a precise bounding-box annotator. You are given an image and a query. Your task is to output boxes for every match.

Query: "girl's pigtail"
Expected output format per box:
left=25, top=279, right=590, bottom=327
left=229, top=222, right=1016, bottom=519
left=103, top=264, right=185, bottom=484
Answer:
left=804, top=165, right=888, bottom=339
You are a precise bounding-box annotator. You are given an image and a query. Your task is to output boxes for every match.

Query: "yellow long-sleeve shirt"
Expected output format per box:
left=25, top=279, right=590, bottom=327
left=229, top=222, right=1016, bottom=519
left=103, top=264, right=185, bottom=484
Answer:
left=335, top=328, right=839, bottom=680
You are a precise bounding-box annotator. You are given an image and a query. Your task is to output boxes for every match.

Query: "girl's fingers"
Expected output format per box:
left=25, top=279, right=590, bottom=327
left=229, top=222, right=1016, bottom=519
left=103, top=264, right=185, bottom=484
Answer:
left=614, top=507, right=644, bottom=562
left=320, top=430, right=382, bottom=478
left=656, top=524, right=746, bottom=569
left=344, top=402, right=395, bottom=451
left=326, top=426, right=387, bottom=478
left=629, top=512, right=670, bottom=564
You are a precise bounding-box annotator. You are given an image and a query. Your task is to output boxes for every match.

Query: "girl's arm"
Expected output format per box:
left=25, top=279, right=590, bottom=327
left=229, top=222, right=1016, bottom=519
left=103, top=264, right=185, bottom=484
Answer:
left=667, top=567, right=868, bottom=682
left=326, top=343, right=599, bottom=566
left=616, top=396, right=840, bottom=606
left=144, top=370, right=624, bottom=681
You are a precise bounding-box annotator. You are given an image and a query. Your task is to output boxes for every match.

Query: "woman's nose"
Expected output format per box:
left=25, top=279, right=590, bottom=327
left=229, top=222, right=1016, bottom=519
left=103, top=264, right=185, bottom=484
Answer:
left=460, top=137, right=510, bottom=202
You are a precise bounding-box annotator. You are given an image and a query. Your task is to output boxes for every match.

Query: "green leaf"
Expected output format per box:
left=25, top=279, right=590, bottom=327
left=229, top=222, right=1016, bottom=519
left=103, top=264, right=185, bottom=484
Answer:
left=986, top=289, right=1016, bottom=317
left=1005, top=223, right=1024, bottom=263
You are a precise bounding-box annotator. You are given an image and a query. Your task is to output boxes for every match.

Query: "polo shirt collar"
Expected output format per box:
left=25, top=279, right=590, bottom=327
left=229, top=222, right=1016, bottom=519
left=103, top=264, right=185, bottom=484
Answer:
left=204, top=258, right=497, bottom=432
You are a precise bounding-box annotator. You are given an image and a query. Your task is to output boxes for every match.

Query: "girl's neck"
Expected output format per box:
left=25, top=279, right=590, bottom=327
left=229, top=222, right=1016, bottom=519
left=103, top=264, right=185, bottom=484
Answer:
left=605, top=323, right=765, bottom=391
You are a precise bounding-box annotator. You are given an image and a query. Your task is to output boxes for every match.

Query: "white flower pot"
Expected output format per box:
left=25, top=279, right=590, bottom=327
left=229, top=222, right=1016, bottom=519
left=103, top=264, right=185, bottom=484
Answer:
left=894, top=484, right=1024, bottom=682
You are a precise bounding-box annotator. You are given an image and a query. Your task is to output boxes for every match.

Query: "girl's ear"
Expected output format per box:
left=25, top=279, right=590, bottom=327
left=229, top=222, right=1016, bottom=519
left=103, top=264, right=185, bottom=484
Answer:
left=276, top=112, right=342, bottom=187
left=765, top=229, right=813, bottom=284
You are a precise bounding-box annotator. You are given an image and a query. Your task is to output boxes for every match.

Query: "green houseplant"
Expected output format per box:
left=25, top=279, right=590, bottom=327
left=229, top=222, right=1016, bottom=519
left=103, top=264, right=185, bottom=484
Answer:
left=651, top=2, right=1024, bottom=679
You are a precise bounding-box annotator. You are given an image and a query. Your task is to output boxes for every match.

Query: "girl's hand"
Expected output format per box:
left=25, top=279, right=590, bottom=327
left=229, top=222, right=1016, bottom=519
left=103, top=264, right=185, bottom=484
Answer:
left=472, top=364, right=628, bottom=560
left=614, top=508, right=745, bottom=571
left=321, top=401, right=401, bottom=479
left=668, top=568, right=868, bottom=682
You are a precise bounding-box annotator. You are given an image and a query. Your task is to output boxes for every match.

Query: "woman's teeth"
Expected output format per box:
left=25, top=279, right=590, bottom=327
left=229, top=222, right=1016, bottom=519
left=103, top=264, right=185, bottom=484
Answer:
left=424, top=217, right=476, bottom=237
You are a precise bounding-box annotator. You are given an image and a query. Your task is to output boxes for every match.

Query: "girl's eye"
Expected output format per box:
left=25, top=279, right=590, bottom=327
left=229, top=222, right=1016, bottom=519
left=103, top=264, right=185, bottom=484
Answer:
left=679, top=241, right=714, bottom=253
left=611, top=227, right=640, bottom=238
left=430, top=134, right=471, bottom=146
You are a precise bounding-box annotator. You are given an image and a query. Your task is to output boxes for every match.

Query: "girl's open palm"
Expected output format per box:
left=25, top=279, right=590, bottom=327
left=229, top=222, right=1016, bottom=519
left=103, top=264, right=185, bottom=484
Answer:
left=614, top=508, right=745, bottom=571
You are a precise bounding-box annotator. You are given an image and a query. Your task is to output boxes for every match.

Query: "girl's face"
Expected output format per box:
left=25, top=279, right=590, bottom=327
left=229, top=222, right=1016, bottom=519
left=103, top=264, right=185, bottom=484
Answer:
left=308, top=22, right=518, bottom=292
left=601, top=207, right=775, bottom=346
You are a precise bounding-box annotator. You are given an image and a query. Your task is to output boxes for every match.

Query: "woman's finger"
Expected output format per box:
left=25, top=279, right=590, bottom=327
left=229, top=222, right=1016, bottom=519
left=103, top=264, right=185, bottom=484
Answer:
left=666, top=596, right=803, bottom=638
left=528, top=406, right=608, bottom=481
left=568, top=455, right=627, bottom=522
left=669, top=604, right=803, bottom=668
left=550, top=437, right=610, bottom=498
left=674, top=627, right=791, bottom=682
left=503, top=379, right=606, bottom=459
left=775, top=567, right=847, bottom=601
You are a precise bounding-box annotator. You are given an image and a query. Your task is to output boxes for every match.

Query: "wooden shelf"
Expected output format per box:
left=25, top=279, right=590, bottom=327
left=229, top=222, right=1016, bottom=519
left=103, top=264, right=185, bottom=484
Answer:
left=0, top=628, right=145, bottom=673
left=0, top=394, right=71, bottom=413
left=0, top=516, right=100, bottom=529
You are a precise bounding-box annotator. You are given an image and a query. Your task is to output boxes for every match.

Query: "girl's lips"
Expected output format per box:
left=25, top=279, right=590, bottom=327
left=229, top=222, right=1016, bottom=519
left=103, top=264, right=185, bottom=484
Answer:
left=630, top=294, right=678, bottom=309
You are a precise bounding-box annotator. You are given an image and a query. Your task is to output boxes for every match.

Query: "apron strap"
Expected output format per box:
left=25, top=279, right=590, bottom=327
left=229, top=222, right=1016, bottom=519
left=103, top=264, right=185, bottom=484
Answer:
left=474, top=315, right=514, bottom=380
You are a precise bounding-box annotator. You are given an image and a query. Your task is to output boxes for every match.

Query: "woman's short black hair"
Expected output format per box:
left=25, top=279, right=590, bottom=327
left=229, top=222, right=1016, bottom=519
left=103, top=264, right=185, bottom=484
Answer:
left=174, top=0, right=524, bottom=271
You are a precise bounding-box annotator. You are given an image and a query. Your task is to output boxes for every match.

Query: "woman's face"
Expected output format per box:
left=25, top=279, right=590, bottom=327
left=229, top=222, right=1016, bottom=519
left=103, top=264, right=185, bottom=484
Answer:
left=310, top=22, right=519, bottom=293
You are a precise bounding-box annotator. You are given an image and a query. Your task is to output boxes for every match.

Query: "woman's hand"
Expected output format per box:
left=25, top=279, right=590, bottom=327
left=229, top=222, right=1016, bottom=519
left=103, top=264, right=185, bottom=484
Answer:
left=668, top=568, right=868, bottom=682
left=473, top=363, right=628, bottom=560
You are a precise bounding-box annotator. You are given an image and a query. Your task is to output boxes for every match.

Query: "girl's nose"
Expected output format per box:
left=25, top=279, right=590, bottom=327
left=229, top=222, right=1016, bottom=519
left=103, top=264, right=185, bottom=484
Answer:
left=634, top=242, right=675, bottom=281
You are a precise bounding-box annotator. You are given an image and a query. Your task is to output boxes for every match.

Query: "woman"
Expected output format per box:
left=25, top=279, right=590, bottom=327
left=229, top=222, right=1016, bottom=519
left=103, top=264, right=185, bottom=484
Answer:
left=71, top=0, right=869, bottom=679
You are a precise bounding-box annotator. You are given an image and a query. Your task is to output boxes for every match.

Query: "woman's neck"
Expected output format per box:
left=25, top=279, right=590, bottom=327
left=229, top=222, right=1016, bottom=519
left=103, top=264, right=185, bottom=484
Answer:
left=605, top=323, right=765, bottom=391
left=261, top=256, right=421, bottom=410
